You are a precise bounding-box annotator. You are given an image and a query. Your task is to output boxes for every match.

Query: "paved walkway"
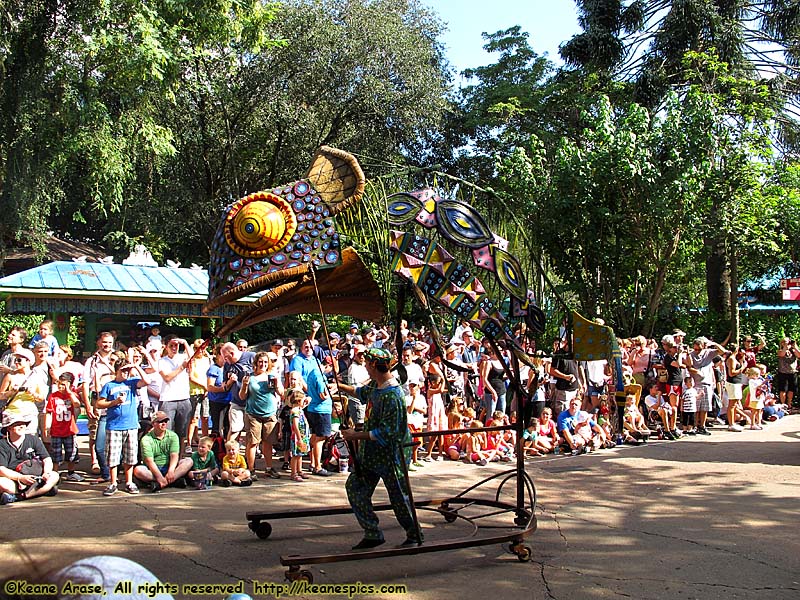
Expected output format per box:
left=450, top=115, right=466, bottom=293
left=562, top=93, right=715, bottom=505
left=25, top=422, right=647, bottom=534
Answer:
left=2, top=416, right=799, bottom=599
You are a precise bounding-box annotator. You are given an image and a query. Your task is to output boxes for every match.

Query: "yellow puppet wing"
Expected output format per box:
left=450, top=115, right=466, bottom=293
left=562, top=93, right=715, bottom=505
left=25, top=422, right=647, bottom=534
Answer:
left=571, top=311, right=620, bottom=362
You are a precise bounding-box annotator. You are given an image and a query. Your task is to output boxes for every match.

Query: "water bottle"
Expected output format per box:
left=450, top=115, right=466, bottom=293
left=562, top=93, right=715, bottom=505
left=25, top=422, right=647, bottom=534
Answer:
left=339, top=457, right=349, bottom=473
left=553, top=445, right=560, bottom=455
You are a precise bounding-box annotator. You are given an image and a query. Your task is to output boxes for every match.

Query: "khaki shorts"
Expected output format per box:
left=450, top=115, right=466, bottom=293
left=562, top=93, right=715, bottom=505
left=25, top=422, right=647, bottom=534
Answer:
left=245, top=414, right=279, bottom=446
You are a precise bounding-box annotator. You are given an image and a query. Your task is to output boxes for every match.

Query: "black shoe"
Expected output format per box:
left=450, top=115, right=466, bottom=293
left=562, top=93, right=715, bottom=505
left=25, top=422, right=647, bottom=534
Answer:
left=697, top=428, right=711, bottom=436
left=281, top=461, right=291, bottom=472
left=173, top=477, right=187, bottom=489
left=352, top=538, right=385, bottom=550
left=266, top=468, right=281, bottom=480
left=240, top=479, right=253, bottom=487
left=150, top=481, right=162, bottom=493
left=221, top=480, right=232, bottom=488
left=398, top=537, right=422, bottom=548
left=45, top=486, right=58, bottom=497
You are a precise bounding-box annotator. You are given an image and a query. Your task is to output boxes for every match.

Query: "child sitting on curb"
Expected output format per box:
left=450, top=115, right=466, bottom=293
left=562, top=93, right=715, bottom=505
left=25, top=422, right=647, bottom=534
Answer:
left=220, top=440, right=252, bottom=487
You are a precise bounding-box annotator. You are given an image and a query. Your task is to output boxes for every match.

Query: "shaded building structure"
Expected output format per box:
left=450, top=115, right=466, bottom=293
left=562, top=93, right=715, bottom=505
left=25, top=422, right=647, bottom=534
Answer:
left=0, top=247, right=257, bottom=356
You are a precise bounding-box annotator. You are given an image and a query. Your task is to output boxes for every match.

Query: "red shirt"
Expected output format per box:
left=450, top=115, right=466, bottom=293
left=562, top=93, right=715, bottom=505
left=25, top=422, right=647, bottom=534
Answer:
left=45, top=390, right=79, bottom=437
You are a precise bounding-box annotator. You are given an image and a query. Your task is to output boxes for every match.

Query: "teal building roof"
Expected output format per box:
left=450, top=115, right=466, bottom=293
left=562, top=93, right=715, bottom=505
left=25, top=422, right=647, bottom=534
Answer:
left=0, top=261, right=254, bottom=318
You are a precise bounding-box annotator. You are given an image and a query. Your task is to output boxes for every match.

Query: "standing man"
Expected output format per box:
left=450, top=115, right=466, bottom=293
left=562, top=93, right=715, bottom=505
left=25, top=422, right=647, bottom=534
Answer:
left=336, top=347, right=422, bottom=549
left=548, top=338, right=583, bottom=414
left=0, top=327, right=28, bottom=378
left=82, top=332, right=116, bottom=481
left=289, top=338, right=333, bottom=476
left=158, top=336, right=193, bottom=454
left=687, top=337, right=726, bottom=435
left=220, top=341, right=255, bottom=442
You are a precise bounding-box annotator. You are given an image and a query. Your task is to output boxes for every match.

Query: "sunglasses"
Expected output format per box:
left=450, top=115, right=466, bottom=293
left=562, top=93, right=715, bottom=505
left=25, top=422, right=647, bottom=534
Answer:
left=155, top=418, right=169, bottom=424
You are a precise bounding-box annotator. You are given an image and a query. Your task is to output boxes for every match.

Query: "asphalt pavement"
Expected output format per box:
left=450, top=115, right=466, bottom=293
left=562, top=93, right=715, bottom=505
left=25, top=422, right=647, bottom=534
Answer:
left=2, top=416, right=799, bottom=600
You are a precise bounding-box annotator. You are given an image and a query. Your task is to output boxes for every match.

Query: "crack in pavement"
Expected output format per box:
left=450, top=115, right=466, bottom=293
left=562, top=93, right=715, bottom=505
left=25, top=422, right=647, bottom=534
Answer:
left=533, top=559, right=557, bottom=600
left=539, top=561, right=800, bottom=592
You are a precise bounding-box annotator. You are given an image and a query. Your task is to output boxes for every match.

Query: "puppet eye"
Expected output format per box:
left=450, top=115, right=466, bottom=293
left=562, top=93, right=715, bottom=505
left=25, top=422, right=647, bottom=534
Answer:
left=387, top=193, right=423, bottom=225
left=225, top=193, right=297, bottom=257
left=435, top=199, right=493, bottom=248
left=493, top=247, right=528, bottom=300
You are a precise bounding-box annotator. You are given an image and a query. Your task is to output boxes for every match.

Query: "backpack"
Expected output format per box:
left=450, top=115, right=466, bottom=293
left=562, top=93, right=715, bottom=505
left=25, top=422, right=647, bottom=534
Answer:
left=274, top=405, right=292, bottom=452
left=210, top=431, right=227, bottom=466
left=321, top=431, right=350, bottom=471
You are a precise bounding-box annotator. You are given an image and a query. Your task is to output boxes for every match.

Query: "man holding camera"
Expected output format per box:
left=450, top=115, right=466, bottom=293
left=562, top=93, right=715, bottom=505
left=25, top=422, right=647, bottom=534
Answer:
left=0, top=410, right=60, bottom=504
left=158, top=336, right=193, bottom=454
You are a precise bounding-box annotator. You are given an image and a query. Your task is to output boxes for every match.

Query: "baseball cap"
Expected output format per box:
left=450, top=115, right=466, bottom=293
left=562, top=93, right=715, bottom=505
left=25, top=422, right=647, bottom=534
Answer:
left=13, top=348, right=34, bottom=362
left=2, top=409, right=33, bottom=428
left=673, top=329, right=687, bottom=337
left=329, top=332, right=341, bottom=340
left=271, top=339, right=284, bottom=347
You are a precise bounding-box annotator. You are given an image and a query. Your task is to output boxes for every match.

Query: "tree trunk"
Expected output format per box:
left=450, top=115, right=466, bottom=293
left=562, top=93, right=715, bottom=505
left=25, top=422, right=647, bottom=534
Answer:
left=705, top=236, right=731, bottom=315
left=729, top=250, right=739, bottom=343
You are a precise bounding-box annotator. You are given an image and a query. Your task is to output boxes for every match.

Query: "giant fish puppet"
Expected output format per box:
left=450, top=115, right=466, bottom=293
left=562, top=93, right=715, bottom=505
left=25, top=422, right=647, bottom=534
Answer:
left=203, top=146, right=383, bottom=336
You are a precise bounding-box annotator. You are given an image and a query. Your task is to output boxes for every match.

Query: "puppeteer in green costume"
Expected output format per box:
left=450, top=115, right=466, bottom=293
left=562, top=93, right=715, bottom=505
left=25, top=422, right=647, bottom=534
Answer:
left=336, top=347, right=422, bottom=550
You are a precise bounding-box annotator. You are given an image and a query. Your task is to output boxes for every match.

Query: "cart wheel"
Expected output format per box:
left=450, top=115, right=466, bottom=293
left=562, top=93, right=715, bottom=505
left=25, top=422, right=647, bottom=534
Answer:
left=516, top=545, right=532, bottom=562
left=253, top=522, right=272, bottom=539
left=298, top=570, right=313, bottom=583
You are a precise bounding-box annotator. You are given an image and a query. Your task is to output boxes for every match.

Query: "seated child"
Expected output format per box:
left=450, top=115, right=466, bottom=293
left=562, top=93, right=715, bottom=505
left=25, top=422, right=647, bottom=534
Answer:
left=485, top=413, right=514, bottom=462
left=45, top=372, right=82, bottom=481
left=522, top=420, right=548, bottom=457
left=622, top=394, right=651, bottom=443
left=465, top=419, right=490, bottom=465
left=189, top=436, right=219, bottom=489
left=644, top=384, right=674, bottom=436
left=536, top=408, right=558, bottom=453
left=220, top=440, right=252, bottom=487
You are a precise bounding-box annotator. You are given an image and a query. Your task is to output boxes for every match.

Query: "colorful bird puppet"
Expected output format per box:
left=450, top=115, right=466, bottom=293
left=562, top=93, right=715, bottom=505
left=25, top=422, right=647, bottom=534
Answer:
left=203, top=146, right=383, bottom=336
left=386, top=187, right=546, bottom=363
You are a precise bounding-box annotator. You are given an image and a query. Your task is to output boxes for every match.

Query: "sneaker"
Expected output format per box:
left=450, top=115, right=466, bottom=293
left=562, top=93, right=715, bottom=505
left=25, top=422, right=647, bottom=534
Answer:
left=313, top=468, right=332, bottom=477
left=150, top=481, right=162, bottom=493
left=407, top=463, right=417, bottom=472
left=240, top=478, right=253, bottom=487
left=103, top=484, right=118, bottom=496
left=184, top=447, right=193, bottom=455
left=1, top=492, right=17, bottom=505
left=728, top=424, right=744, bottom=432
left=570, top=448, right=581, bottom=456
left=351, top=537, right=385, bottom=550
left=65, top=472, right=84, bottom=482
left=124, top=482, right=139, bottom=495
left=250, top=473, right=259, bottom=482
left=687, top=429, right=697, bottom=436
left=220, top=480, right=232, bottom=488
left=477, top=458, right=488, bottom=466
left=266, top=468, right=281, bottom=480
left=697, top=428, right=711, bottom=436
left=663, top=431, right=676, bottom=440
left=412, top=461, right=424, bottom=468
left=281, top=461, right=291, bottom=472
left=173, top=477, right=187, bottom=489
left=671, top=430, right=682, bottom=438
left=398, top=537, right=422, bottom=548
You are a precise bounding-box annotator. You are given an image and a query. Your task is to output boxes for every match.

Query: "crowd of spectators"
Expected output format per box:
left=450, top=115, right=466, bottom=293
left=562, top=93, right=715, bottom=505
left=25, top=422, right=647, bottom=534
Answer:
left=0, top=318, right=795, bottom=505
